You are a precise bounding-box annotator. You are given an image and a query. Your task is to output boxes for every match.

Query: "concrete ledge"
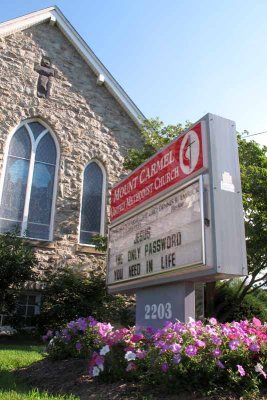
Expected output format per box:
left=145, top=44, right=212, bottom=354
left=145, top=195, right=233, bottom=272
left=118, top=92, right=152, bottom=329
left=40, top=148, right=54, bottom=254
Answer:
left=26, top=239, right=56, bottom=249
left=75, top=244, right=106, bottom=255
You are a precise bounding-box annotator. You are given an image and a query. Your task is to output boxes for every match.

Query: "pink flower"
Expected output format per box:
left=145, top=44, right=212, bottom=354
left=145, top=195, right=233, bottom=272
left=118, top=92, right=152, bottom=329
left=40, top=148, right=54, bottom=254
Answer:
left=131, top=334, right=144, bottom=343
left=253, top=317, right=262, bottom=327
left=249, top=342, right=260, bottom=352
left=195, top=339, right=206, bottom=348
left=146, top=326, right=155, bottom=335
left=163, top=321, right=173, bottom=329
left=90, top=352, right=104, bottom=367
left=229, top=339, right=240, bottom=350
left=64, top=334, right=71, bottom=342
left=159, top=344, right=170, bottom=354
left=97, top=322, right=113, bottom=338
left=217, top=360, right=225, bottom=369
left=76, top=318, right=87, bottom=332
left=170, top=343, right=182, bottom=353
left=161, top=362, right=169, bottom=372
left=166, top=333, right=175, bottom=340
left=211, top=335, right=222, bottom=346
left=155, top=340, right=165, bottom=349
left=136, top=349, right=146, bottom=359
left=221, top=325, right=232, bottom=336
left=209, top=317, right=218, bottom=325
left=185, top=345, right=197, bottom=357
left=88, top=316, right=97, bottom=327
left=124, top=346, right=135, bottom=352
left=212, top=348, right=222, bottom=358
left=173, top=354, right=182, bottom=364
left=237, top=364, right=246, bottom=377
left=75, top=342, right=82, bottom=351
left=126, top=362, right=136, bottom=372
left=173, top=322, right=186, bottom=334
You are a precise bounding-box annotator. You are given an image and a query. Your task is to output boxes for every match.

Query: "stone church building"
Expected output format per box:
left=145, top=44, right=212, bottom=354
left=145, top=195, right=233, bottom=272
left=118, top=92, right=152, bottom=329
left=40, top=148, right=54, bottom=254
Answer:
left=0, top=6, right=143, bottom=322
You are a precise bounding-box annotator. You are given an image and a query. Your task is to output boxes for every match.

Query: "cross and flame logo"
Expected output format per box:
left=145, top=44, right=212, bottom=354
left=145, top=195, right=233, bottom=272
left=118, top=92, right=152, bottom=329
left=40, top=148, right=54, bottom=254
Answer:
left=179, top=130, right=200, bottom=175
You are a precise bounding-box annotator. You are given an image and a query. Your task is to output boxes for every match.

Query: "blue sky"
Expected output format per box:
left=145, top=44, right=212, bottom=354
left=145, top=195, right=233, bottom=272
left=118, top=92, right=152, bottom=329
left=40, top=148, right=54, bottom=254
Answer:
left=1, top=0, right=267, bottom=146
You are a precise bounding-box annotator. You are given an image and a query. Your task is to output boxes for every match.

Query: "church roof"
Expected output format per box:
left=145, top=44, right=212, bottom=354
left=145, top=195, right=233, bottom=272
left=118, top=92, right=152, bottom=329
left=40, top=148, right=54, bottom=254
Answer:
left=0, top=6, right=145, bottom=127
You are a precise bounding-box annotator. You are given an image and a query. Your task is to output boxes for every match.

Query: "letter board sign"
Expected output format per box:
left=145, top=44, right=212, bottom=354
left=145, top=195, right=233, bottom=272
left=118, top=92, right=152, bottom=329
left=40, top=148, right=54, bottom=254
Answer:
left=108, top=179, right=204, bottom=290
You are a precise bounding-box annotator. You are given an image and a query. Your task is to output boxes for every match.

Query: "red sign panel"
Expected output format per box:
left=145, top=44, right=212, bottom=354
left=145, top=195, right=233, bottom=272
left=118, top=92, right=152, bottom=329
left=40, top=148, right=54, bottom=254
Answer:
left=111, top=122, right=204, bottom=221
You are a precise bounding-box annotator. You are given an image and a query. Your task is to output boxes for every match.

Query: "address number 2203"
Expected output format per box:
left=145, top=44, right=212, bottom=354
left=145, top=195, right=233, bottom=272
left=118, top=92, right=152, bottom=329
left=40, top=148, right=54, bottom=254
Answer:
left=144, top=303, right=172, bottom=320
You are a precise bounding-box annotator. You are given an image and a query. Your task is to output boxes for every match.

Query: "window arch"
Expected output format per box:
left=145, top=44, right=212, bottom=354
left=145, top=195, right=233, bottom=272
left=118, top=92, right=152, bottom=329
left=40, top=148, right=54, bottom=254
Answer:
left=79, top=160, right=106, bottom=245
left=0, top=120, right=59, bottom=240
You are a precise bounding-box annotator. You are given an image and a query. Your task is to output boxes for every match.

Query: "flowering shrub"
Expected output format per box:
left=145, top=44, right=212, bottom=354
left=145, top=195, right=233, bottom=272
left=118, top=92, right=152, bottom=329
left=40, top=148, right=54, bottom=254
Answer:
left=44, top=317, right=267, bottom=396
left=42, top=316, right=112, bottom=360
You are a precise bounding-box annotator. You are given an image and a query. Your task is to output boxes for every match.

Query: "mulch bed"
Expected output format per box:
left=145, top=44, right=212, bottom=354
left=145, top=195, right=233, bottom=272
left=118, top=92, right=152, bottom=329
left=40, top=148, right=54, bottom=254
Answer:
left=15, top=358, right=265, bottom=400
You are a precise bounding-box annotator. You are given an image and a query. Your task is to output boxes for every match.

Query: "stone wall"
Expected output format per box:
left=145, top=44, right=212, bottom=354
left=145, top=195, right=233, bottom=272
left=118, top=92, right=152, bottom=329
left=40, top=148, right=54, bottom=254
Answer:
left=0, top=21, right=142, bottom=275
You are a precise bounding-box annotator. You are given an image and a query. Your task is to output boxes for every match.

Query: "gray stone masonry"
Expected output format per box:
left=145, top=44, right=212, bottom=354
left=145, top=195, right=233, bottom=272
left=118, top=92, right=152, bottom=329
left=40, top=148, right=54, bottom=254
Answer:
left=0, top=21, right=142, bottom=276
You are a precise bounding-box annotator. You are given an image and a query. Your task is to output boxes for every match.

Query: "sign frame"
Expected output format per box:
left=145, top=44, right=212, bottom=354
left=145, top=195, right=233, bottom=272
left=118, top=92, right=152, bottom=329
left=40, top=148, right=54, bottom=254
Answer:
left=107, top=113, right=248, bottom=295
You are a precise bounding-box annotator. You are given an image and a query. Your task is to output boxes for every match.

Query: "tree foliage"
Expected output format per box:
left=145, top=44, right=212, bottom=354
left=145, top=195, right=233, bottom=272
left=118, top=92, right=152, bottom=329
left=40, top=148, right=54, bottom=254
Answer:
left=214, top=280, right=267, bottom=322
left=124, top=119, right=267, bottom=315
left=235, top=135, right=267, bottom=298
left=0, top=232, right=37, bottom=313
left=91, top=234, right=108, bottom=252
left=124, top=118, right=192, bottom=170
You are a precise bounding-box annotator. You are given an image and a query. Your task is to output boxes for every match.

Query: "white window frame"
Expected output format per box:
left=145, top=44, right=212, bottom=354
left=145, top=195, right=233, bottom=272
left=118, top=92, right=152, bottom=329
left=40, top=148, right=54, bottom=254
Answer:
left=78, top=159, right=106, bottom=246
left=0, top=118, right=60, bottom=241
left=16, top=292, right=41, bottom=317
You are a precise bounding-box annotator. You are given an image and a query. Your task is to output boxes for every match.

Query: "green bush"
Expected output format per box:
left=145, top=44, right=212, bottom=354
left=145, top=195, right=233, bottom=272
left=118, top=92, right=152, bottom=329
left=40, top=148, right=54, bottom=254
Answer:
left=0, top=232, right=37, bottom=314
left=214, top=281, right=267, bottom=322
left=38, top=268, right=134, bottom=332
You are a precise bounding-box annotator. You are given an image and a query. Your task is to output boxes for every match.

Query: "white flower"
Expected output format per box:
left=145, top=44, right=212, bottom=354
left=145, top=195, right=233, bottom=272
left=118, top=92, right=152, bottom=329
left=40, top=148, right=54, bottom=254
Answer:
left=209, top=317, right=218, bottom=325
left=98, top=364, right=104, bottom=371
left=255, top=363, right=264, bottom=373
left=254, top=363, right=267, bottom=378
left=92, top=366, right=100, bottom=377
left=125, top=351, right=136, bottom=361
left=0, top=325, right=17, bottom=336
left=188, top=317, right=195, bottom=323
left=100, top=345, right=110, bottom=356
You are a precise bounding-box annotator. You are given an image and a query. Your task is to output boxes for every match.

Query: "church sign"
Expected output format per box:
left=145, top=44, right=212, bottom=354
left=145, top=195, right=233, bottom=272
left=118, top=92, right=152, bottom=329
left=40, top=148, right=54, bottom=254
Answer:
left=110, top=122, right=205, bottom=221
left=107, top=113, right=247, bottom=330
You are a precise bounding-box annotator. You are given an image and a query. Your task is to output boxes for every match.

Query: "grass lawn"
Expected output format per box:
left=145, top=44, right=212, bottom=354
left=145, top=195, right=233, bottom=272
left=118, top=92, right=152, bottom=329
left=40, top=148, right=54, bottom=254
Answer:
left=0, top=344, right=78, bottom=400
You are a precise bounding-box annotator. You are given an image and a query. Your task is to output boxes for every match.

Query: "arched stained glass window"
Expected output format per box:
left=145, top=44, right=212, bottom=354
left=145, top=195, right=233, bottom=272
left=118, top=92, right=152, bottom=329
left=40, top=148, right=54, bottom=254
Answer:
left=0, top=121, right=59, bottom=240
left=79, top=161, right=106, bottom=245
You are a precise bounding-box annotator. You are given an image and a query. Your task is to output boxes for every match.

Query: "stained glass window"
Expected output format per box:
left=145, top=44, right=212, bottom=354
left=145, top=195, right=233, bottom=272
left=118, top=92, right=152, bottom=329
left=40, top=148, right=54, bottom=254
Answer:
left=28, top=122, right=46, bottom=140
left=9, top=127, right=31, bottom=158
left=0, top=121, right=58, bottom=241
left=35, top=133, right=57, bottom=164
left=80, top=162, right=105, bottom=244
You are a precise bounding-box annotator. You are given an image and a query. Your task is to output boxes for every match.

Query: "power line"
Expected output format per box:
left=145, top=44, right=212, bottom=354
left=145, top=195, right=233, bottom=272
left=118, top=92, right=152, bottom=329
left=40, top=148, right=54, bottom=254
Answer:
left=243, top=131, right=267, bottom=138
